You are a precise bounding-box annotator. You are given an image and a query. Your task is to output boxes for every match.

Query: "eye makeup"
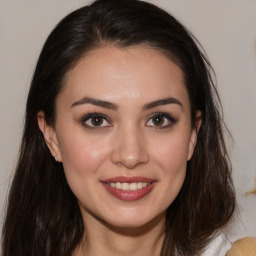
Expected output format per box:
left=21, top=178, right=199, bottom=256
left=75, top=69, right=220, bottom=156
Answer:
left=80, top=112, right=112, bottom=130
left=79, top=111, right=178, bottom=131
left=146, top=112, right=178, bottom=129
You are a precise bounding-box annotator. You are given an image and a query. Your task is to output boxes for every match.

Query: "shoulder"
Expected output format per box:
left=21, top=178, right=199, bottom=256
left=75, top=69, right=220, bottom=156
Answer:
left=201, top=233, right=232, bottom=256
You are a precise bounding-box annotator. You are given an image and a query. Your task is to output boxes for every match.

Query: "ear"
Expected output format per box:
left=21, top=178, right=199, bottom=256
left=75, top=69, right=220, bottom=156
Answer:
left=37, top=111, right=62, bottom=162
left=187, top=111, right=202, bottom=161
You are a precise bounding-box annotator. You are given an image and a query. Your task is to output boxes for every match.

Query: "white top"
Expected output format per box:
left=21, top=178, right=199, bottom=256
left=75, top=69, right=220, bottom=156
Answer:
left=201, top=233, right=231, bottom=256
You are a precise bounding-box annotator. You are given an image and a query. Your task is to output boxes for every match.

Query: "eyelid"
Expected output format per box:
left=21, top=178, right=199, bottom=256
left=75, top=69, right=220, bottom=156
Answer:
left=81, top=112, right=112, bottom=129
left=79, top=112, right=177, bottom=130
left=145, top=112, right=178, bottom=128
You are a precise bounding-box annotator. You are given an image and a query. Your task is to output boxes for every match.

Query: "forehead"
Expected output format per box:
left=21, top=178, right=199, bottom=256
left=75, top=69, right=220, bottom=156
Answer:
left=59, top=45, right=189, bottom=109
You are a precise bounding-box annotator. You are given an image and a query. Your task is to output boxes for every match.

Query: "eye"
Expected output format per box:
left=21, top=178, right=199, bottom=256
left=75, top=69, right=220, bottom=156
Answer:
left=146, top=113, right=177, bottom=128
left=82, top=113, right=111, bottom=129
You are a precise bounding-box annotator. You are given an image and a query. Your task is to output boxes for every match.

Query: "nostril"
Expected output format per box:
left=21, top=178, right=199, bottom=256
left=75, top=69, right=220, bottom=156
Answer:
left=110, top=130, right=149, bottom=168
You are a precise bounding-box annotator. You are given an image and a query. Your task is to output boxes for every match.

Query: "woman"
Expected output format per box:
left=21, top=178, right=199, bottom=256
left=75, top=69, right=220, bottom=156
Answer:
left=1, top=0, right=236, bottom=255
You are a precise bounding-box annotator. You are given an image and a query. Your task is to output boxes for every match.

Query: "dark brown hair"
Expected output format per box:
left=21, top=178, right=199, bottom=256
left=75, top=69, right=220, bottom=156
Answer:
left=1, top=0, right=235, bottom=255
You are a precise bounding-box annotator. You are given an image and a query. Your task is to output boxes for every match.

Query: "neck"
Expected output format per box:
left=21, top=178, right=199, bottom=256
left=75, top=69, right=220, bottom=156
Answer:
left=74, top=212, right=165, bottom=256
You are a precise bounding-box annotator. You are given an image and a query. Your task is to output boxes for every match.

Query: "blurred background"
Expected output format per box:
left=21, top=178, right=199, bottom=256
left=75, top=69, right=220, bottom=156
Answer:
left=0, top=0, right=255, bottom=242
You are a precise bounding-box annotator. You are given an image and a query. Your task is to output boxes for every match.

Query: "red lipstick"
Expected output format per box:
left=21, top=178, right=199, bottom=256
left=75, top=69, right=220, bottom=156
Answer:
left=101, top=176, right=156, bottom=201
left=102, top=176, right=155, bottom=183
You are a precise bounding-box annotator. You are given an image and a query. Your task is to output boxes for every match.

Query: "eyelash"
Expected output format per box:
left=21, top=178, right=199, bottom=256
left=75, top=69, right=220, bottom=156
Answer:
left=146, top=112, right=178, bottom=129
left=81, top=113, right=111, bottom=130
left=80, top=112, right=178, bottom=130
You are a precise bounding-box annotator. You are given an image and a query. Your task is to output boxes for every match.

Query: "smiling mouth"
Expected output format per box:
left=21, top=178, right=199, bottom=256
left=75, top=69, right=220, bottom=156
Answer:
left=101, top=177, right=156, bottom=201
left=105, top=182, right=151, bottom=191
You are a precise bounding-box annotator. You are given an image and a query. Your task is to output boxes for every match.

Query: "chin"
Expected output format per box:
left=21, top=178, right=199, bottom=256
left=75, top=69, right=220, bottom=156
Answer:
left=100, top=209, right=166, bottom=232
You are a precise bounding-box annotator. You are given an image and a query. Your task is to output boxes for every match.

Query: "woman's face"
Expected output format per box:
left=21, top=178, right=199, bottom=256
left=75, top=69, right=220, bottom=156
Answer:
left=40, top=46, right=199, bottom=229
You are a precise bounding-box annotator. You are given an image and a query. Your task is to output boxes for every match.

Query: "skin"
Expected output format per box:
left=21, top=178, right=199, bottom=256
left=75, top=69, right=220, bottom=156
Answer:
left=38, top=45, right=201, bottom=256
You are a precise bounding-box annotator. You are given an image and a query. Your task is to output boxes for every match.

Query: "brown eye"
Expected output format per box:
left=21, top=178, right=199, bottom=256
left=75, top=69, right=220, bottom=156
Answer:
left=91, top=116, right=104, bottom=126
left=146, top=113, right=177, bottom=128
left=82, top=113, right=111, bottom=128
left=152, top=115, right=164, bottom=126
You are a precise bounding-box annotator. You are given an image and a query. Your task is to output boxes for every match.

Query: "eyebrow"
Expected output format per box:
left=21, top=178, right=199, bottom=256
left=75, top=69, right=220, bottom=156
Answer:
left=142, top=97, right=183, bottom=111
left=71, top=96, right=182, bottom=110
left=71, top=97, right=119, bottom=110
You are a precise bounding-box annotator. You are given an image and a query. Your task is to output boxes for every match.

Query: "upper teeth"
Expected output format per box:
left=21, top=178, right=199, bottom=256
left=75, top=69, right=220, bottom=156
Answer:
left=107, top=182, right=150, bottom=191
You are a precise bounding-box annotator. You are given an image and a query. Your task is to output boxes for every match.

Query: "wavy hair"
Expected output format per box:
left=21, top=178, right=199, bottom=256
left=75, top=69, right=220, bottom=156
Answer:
left=1, top=0, right=235, bottom=255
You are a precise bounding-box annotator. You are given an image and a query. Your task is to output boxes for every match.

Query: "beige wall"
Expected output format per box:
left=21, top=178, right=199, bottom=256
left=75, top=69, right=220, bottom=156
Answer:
left=1, top=0, right=255, bottom=241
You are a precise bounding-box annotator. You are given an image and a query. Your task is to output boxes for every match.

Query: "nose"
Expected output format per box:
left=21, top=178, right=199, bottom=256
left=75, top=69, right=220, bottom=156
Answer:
left=111, top=126, right=149, bottom=169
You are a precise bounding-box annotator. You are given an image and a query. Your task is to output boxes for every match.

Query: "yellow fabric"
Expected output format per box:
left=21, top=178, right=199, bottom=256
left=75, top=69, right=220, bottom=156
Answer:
left=226, top=237, right=256, bottom=256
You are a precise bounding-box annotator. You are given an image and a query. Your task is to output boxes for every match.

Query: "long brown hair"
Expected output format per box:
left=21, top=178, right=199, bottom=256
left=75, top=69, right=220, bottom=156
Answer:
left=1, top=0, right=235, bottom=255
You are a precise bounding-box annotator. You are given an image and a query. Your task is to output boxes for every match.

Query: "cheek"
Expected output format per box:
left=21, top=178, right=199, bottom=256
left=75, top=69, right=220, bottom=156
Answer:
left=149, top=134, right=190, bottom=207
left=155, top=143, right=188, bottom=195
left=151, top=132, right=191, bottom=175
left=57, top=131, right=110, bottom=181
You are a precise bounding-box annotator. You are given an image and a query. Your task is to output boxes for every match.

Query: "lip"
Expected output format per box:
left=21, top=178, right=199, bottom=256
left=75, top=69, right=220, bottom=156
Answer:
left=101, top=176, right=157, bottom=201
left=102, top=176, right=156, bottom=183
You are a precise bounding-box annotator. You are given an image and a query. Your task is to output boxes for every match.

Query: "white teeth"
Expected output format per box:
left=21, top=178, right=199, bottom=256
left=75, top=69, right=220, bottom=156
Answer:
left=121, top=183, right=130, bottom=190
left=137, top=182, right=143, bottom=189
left=108, top=182, right=150, bottom=191
left=116, top=182, right=121, bottom=189
left=142, top=182, right=147, bottom=188
left=130, top=182, right=138, bottom=191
